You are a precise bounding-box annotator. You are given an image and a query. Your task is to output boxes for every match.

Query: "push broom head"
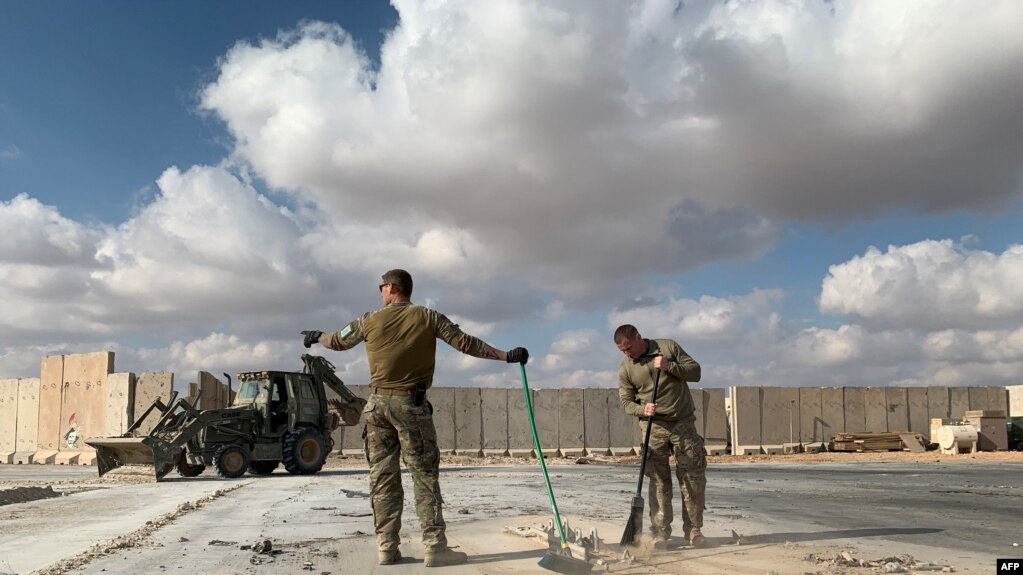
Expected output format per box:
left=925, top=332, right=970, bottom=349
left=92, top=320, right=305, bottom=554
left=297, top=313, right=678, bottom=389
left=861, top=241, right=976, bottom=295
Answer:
left=537, top=546, right=593, bottom=574
left=619, top=496, right=644, bottom=546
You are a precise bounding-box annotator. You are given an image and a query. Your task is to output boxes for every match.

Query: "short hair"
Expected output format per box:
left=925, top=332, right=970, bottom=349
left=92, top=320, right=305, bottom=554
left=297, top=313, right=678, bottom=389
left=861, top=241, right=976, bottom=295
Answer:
left=381, top=269, right=413, bottom=297
left=613, top=324, right=639, bottom=344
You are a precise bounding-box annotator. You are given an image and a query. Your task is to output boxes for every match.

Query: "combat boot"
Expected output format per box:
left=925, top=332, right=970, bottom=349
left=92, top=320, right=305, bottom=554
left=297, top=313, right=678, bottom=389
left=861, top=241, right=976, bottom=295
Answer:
left=378, top=549, right=401, bottom=565
left=424, top=547, right=468, bottom=567
left=682, top=523, right=693, bottom=541
left=688, top=529, right=707, bottom=548
left=651, top=534, right=668, bottom=550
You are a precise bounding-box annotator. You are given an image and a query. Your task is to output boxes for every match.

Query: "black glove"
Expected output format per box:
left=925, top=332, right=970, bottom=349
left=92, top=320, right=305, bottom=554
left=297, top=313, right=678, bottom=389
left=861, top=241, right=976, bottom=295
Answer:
left=506, top=347, right=529, bottom=364
left=301, top=330, right=323, bottom=349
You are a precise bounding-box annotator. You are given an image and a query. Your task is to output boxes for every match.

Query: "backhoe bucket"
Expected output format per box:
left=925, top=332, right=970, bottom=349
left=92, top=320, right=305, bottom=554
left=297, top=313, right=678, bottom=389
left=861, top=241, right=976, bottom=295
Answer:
left=86, top=436, right=182, bottom=481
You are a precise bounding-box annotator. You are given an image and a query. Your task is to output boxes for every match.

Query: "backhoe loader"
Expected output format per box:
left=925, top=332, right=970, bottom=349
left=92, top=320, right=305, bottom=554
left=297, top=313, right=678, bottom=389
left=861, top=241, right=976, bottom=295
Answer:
left=86, top=354, right=366, bottom=480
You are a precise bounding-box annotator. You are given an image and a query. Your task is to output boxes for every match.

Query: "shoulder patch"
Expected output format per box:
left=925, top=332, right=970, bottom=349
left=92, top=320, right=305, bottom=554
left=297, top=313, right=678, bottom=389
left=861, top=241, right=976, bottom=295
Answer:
left=340, top=325, right=353, bottom=338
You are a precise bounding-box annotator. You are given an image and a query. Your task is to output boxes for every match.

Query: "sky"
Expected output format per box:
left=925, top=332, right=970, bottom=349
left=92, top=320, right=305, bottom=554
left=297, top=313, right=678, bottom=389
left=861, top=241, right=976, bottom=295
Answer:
left=2, top=0, right=1023, bottom=392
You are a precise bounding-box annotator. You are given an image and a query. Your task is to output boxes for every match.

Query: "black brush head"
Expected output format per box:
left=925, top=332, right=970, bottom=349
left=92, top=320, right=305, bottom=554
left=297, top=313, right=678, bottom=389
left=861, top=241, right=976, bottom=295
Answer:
left=619, top=497, right=644, bottom=545
left=537, top=550, right=593, bottom=574
left=619, top=513, right=639, bottom=546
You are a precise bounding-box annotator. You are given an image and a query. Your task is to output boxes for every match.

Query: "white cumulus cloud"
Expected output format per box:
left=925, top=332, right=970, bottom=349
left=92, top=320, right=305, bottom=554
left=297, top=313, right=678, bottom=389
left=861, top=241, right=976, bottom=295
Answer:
left=820, top=240, right=1023, bottom=330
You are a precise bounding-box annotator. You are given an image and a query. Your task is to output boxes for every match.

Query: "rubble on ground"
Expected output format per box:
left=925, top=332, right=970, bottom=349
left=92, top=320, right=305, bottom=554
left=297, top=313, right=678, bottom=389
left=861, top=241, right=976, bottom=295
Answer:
left=804, top=551, right=954, bottom=572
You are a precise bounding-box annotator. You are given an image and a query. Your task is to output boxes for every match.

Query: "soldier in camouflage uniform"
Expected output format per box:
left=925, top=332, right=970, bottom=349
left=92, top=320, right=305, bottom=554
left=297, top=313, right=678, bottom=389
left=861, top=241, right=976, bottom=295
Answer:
left=615, top=324, right=707, bottom=549
left=302, top=269, right=529, bottom=567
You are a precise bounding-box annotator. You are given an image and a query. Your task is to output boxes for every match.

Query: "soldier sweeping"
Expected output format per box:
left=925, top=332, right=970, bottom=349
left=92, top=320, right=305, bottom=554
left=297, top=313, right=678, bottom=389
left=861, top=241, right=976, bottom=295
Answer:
left=302, top=269, right=528, bottom=567
left=614, top=324, right=707, bottom=549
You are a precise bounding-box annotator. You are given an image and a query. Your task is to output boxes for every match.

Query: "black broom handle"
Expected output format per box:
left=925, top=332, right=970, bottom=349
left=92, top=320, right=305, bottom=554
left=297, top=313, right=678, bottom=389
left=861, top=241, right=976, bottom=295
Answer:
left=633, top=368, right=661, bottom=496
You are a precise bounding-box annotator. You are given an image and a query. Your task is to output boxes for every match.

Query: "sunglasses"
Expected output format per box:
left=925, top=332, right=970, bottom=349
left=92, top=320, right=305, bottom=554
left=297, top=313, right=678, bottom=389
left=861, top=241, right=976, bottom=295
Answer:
left=379, top=283, right=393, bottom=292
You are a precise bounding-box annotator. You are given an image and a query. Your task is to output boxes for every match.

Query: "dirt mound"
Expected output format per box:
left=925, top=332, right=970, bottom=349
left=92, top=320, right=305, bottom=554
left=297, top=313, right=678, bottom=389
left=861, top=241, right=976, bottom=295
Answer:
left=0, top=485, right=61, bottom=506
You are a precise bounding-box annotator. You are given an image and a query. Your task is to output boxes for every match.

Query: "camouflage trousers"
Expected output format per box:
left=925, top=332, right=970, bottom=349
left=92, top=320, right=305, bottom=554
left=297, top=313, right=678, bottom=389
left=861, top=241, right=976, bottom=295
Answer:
left=363, top=394, right=446, bottom=553
left=640, top=416, right=707, bottom=539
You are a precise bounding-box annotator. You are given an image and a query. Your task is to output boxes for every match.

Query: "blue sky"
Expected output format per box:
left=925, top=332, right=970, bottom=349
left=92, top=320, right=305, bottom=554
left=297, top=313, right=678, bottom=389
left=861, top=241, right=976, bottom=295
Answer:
left=2, top=0, right=1023, bottom=391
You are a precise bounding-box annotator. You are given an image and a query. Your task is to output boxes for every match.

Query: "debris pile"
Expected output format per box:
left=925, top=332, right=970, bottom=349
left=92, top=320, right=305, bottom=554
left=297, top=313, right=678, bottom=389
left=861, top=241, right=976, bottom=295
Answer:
left=804, top=551, right=955, bottom=572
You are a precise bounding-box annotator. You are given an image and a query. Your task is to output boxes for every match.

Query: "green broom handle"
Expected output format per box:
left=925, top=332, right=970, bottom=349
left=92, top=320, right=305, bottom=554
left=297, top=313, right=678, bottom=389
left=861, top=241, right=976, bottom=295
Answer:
left=520, top=363, right=571, bottom=548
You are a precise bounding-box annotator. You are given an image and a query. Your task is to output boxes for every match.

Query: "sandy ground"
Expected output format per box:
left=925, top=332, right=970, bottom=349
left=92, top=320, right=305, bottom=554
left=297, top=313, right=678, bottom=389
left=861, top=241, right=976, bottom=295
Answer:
left=2, top=451, right=1020, bottom=574
left=323, top=448, right=1023, bottom=468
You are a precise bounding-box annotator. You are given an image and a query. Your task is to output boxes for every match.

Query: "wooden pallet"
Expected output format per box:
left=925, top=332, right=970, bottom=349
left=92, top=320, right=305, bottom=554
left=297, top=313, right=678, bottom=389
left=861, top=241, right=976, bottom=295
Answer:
left=831, top=431, right=926, bottom=452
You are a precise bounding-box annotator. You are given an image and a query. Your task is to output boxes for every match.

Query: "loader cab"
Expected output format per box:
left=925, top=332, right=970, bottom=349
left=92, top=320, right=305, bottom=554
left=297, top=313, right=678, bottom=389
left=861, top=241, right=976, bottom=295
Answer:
left=235, top=370, right=327, bottom=437
left=235, top=371, right=283, bottom=434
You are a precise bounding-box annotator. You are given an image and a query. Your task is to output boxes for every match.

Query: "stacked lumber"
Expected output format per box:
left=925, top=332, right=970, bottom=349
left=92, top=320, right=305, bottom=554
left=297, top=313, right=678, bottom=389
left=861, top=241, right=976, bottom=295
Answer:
left=831, top=431, right=926, bottom=452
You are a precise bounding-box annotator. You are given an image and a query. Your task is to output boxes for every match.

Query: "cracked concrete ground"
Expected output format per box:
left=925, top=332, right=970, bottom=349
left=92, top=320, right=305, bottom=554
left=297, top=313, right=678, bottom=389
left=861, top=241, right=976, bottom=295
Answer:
left=1, top=453, right=1020, bottom=574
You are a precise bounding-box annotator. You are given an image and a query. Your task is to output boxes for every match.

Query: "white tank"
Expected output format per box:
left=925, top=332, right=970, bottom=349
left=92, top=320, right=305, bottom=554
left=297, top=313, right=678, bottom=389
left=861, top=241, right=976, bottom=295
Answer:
left=936, top=425, right=978, bottom=452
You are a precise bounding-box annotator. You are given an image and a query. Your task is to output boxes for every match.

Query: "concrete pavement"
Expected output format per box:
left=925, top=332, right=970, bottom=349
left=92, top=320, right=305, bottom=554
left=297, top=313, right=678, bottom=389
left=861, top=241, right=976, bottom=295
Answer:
left=2, top=460, right=1020, bottom=574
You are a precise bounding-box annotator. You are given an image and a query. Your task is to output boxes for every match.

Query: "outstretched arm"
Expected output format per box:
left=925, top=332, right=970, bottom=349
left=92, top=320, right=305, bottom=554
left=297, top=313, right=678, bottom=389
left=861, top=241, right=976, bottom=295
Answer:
left=302, top=315, right=367, bottom=351
left=433, top=310, right=528, bottom=363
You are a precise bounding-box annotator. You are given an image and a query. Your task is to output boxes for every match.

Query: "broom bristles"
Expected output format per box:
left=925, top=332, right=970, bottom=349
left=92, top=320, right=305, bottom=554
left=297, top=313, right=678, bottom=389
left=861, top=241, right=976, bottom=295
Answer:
left=619, top=500, right=643, bottom=545
left=619, top=515, right=639, bottom=545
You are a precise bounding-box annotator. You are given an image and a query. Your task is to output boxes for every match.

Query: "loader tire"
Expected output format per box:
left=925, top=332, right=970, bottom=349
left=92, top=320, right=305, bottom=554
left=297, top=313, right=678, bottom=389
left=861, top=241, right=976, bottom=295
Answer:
left=248, top=460, right=279, bottom=476
left=214, top=444, right=250, bottom=479
left=282, top=427, right=327, bottom=475
left=176, top=457, right=206, bottom=478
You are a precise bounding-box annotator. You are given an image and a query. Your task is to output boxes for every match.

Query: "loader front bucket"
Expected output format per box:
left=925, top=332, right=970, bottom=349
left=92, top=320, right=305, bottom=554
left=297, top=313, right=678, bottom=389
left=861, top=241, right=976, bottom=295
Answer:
left=85, top=436, right=182, bottom=481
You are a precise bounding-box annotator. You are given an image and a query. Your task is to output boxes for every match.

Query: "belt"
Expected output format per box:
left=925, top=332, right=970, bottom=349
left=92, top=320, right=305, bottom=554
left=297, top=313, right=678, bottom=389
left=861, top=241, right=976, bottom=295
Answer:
left=371, top=387, right=413, bottom=397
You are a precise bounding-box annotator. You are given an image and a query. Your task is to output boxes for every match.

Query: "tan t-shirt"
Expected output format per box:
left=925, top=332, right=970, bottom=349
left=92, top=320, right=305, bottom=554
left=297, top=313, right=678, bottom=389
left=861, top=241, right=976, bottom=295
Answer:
left=324, top=302, right=491, bottom=391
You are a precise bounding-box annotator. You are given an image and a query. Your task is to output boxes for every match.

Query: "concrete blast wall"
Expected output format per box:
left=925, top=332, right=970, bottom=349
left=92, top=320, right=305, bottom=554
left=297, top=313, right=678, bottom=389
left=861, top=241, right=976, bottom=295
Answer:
left=727, top=385, right=1014, bottom=454
left=6, top=376, right=1023, bottom=462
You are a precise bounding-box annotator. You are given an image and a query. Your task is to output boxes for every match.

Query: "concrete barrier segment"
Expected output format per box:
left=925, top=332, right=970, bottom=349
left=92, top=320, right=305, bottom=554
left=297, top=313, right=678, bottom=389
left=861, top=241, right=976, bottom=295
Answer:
left=58, top=351, right=114, bottom=463
left=558, top=388, right=584, bottom=457
left=507, top=386, right=534, bottom=458
left=968, top=386, right=992, bottom=412
left=885, top=387, right=909, bottom=432
left=454, top=387, right=482, bottom=457
left=607, top=387, right=635, bottom=455
left=582, top=388, right=611, bottom=456
left=798, top=387, right=823, bottom=448
left=703, top=388, right=728, bottom=455
left=198, top=371, right=227, bottom=410
left=13, top=378, right=40, bottom=465
left=864, top=387, right=888, bottom=432
left=37, top=355, right=63, bottom=454
left=907, top=387, right=929, bottom=438
left=820, top=387, right=844, bottom=443
left=928, top=386, right=950, bottom=422
left=1008, top=385, right=1023, bottom=417
left=761, top=387, right=799, bottom=448
left=949, top=387, right=970, bottom=419
left=132, top=372, right=173, bottom=436
left=987, top=386, right=1008, bottom=415
left=842, top=387, right=866, bottom=433
left=428, top=387, right=455, bottom=455
left=691, top=388, right=705, bottom=440
left=104, top=373, right=136, bottom=437
left=729, top=386, right=761, bottom=455
left=0, top=379, right=18, bottom=462
left=532, top=389, right=559, bottom=457
left=480, top=388, right=509, bottom=456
